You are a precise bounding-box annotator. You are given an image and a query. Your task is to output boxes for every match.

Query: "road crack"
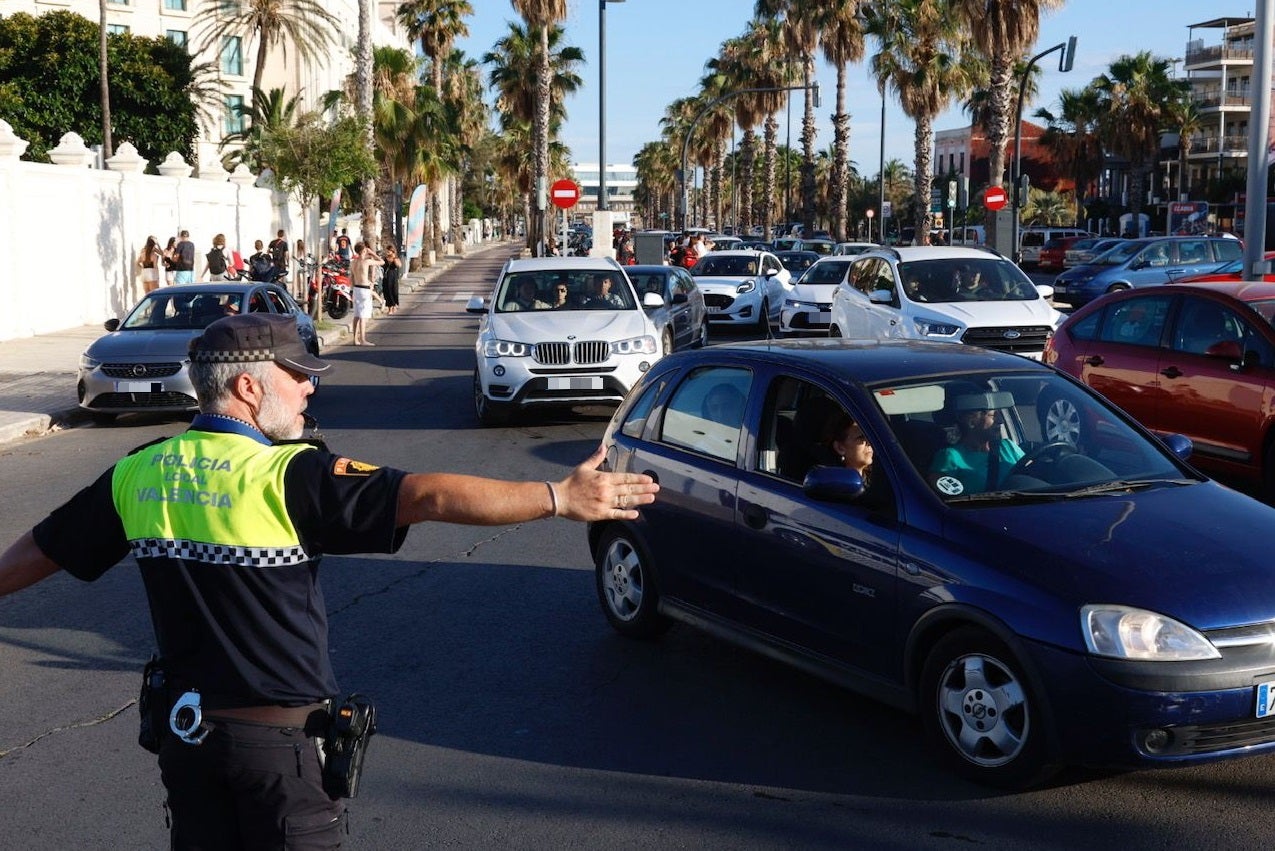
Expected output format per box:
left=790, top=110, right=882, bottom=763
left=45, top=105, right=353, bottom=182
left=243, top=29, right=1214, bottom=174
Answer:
left=0, top=699, right=135, bottom=760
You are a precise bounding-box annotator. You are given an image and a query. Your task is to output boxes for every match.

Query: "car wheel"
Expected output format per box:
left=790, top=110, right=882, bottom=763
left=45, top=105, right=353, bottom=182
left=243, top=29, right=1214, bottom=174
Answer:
left=828, top=324, right=843, bottom=339
left=920, top=628, right=1055, bottom=789
left=594, top=527, right=670, bottom=639
left=694, top=322, right=709, bottom=348
left=1037, top=393, right=1082, bottom=447
left=1106, top=283, right=1131, bottom=294
left=473, top=368, right=512, bottom=427
left=662, top=329, right=674, bottom=356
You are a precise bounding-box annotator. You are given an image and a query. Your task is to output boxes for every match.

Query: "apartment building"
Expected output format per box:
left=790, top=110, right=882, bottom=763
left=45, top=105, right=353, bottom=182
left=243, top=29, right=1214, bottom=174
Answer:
left=0, top=0, right=410, bottom=166
left=1179, top=15, right=1256, bottom=195
left=570, top=162, right=638, bottom=222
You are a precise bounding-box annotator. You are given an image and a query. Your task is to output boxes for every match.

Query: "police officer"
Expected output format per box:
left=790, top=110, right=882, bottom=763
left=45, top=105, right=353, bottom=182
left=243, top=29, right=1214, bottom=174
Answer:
left=0, top=313, right=658, bottom=850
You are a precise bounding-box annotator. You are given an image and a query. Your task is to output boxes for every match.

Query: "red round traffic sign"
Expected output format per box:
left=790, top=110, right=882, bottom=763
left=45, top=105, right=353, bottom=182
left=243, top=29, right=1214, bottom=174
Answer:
left=550, top=178, right=581, bottom=210
left=984, top=186, right=1008, bottom=211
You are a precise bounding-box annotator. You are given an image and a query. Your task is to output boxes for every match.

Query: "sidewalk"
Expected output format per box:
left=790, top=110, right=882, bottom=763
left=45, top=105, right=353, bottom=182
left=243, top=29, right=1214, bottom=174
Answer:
left=0, top=241, right=511, bottom=447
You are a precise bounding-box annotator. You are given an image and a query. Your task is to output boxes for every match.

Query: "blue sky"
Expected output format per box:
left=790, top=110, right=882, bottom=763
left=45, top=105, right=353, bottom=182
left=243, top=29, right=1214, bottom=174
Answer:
left=454, top=1, right=1232, bottom=176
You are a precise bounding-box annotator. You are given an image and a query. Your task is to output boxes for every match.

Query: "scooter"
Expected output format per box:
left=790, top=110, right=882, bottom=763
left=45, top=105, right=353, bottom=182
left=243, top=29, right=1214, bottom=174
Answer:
left=320, top=255, right=353, bottom=319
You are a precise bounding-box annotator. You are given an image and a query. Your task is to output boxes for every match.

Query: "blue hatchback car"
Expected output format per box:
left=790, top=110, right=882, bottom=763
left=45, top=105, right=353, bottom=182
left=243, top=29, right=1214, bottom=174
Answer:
left=590, top=339, right=1275, bottom=787
left=1052, top=236, right=1243, bottom=307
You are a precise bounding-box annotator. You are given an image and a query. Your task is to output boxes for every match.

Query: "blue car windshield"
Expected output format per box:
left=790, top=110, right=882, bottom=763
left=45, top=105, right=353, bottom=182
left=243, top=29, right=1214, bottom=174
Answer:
left=869, top=371, right=1194, bottom=502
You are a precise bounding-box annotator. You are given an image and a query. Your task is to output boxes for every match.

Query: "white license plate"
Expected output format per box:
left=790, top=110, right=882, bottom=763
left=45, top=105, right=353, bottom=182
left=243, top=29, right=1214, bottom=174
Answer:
left=706, top=305, right=724, bottom=313
left=1256, top=681, right=1275, bottom=718
left=548, top=376, right=602, bottom=390
left=116, top=380, right=161, bottom=393
left=1053, top=284, right=1067, bottom=292
left=816, top=311, right=831, bottom=324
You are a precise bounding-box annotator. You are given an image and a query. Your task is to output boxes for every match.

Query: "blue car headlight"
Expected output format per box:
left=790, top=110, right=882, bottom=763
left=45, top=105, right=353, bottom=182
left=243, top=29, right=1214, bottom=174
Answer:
left=1081, top=604, right=1220, bottom=661
left=611, top=335, right=658, bottom=355
left=483, top=338, right=533, bottom=358
left=913, top=317, right=961, bottom=337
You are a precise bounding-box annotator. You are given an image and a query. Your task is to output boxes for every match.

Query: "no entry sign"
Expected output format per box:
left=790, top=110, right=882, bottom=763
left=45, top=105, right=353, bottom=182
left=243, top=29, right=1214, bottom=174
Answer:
left=984, top=186, right=1008, bottom=211
left=550, top=178, right=581, bottom=210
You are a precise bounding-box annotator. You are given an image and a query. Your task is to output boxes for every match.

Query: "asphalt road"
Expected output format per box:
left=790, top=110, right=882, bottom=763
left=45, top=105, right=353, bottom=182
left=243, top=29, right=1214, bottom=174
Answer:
left=1, top=252, right=1272, bottom=849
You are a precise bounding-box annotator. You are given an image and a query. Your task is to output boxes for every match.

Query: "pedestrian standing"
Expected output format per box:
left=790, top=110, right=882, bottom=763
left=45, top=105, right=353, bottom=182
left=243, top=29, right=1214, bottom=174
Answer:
left=350, top=242, right=384, bottom=345
left=268, top=229, right=289, bottom=279
left=381, top=245, right=402, bottom=315
left=136, top=236, right=163, bottom=294
left=162, top=236, right=178, bottom=285
left=200, top=234, right=230, bottom=281
left=0, top=312, right=659, bottom=850
left=173, top=230, right=196, bottom=284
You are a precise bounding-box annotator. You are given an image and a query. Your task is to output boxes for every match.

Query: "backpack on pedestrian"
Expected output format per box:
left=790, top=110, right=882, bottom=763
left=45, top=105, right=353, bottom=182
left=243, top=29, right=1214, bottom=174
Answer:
left=249, top=253, right=275, bottom=281
left=206, top=248, right=227, bottom=276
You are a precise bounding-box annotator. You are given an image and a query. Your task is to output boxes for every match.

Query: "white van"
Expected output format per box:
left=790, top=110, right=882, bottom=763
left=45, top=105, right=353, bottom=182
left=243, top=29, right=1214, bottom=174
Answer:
left=1019, top=227, right=1090, bottom=267
left=827, top=245, right=1065, bottom=359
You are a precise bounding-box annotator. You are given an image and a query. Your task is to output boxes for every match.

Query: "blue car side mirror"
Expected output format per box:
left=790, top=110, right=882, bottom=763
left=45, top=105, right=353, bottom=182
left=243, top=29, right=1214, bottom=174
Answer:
left=802, top=465, right=867, bottom=501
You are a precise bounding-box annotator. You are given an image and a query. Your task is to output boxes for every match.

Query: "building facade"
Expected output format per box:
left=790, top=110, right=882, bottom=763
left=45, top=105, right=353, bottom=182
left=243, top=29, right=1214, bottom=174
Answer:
left=570, top=162, right=637, bottom=222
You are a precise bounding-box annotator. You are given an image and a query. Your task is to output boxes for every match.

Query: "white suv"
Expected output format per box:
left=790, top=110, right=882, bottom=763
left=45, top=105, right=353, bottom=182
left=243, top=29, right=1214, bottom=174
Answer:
left=827, top=246, right=1064, bottom=358
left=467, top=257, right=662, bottom=425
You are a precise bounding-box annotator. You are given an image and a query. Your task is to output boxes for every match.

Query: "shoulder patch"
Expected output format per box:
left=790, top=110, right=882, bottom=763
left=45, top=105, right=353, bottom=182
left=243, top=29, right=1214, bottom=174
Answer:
left=332, top=457, right=379, bottom=477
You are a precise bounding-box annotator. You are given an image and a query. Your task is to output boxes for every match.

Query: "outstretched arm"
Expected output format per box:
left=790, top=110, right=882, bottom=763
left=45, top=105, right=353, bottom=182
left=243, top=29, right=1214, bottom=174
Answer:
left=0, top=532, right=61, bottom=598
left=396, top=445, right=658, bottom=527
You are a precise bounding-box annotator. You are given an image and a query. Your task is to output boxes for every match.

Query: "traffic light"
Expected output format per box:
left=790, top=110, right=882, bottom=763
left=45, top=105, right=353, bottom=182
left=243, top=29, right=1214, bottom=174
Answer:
left=1016, top=173, right=1031, bottom=207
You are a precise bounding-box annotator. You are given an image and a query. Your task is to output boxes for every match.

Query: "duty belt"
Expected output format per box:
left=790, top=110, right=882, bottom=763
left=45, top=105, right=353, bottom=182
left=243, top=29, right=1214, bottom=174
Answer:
left=204, top=702, right=328, bottom=729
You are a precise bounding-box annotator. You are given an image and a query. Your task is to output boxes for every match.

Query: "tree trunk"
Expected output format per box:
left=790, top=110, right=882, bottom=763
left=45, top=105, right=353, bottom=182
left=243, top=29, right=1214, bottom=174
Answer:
left=913, top=116, right=935, bottom=245
left=450, top=174, right=466, bottom=254
left=763, top=115, right=778, bottom=238
left=534, top=25, right=552, bottom=255
left=830, top=64, right=850, bottom=242
left=740, top=130, right=756, bottom=235
left=800, top=56, right=817, bottom=235
left=984, top=57, right=1015, bottom=250
left=356, top=0, right=376, bottom=247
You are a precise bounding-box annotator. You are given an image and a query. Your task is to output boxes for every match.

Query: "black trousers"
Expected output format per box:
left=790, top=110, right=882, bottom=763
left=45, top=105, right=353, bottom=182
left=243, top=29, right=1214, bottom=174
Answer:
left=159, top=719, right=345, bottom=850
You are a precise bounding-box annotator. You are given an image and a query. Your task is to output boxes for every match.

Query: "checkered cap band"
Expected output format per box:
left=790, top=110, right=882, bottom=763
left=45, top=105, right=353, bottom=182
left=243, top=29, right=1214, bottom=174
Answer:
left=131, top=537, right=310, bottom=567
left=190, top=348, right=275, bottom=364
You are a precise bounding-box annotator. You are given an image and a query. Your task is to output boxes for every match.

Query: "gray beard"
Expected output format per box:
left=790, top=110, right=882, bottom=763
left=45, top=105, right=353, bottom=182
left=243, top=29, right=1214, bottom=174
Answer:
left=257, top=389, right=303, bottom=441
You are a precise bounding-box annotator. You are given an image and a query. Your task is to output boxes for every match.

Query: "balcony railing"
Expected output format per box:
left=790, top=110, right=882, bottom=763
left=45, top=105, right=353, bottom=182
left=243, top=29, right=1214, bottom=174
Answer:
left=1188, top=134, right=1250, bottom=154
left=1193, top=88, right=1252, bottom=109
left=1185, top=44, right=1255, bottom=67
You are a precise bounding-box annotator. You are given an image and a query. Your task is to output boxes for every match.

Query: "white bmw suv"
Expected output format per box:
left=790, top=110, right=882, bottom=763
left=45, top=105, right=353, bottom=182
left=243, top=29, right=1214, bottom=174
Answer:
left=827, top=246, right=1064, bottom=358
left=467, top=256, right=662, bottom=425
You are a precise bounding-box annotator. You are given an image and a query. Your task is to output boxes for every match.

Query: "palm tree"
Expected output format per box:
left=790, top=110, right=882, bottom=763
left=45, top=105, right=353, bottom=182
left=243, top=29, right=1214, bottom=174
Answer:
left=511, top=0, right=568, bottom=256
left=867, top=0, right=977, bottom=244
left=1092, top=52, right=1190, bottom=224
left=193, top=0, right=339, bottom=99
left=1035, top=86, right=1104, bottom=225
left=1170, top=96, right=1203, bottom=201
left=483, top=20, right=582, bottom=251
left=356, top=0, right=376, bottom=246
left=817, top=1, right=866, bottom=241
left=953, top=0, right=1063, bottom=194
left=222, top=86, right=303, bottom=170
left=756, top=0, right=823, bottom=235
left=397, top=0, right=472, bottom=256
left=442, top=50, right=488, bottom=253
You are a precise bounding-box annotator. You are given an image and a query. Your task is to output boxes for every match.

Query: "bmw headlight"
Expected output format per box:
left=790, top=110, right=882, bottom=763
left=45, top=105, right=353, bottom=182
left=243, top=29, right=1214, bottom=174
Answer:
left=611, top=335, right=658, bottom=355
left=482, top=339, right=533, bottom=358
left=736, top=280, right=757, bottom=294
left=79, top=353, right=101, bottom=370
left=1081, top=604, right=1220, bottom=661
left=913, top=317, right=961, bottom=337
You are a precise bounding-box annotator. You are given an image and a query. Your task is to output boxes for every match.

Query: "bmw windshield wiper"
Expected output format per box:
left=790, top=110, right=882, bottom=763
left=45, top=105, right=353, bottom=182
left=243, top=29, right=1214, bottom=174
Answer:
left=1063, top=478, right=1196, bottom=498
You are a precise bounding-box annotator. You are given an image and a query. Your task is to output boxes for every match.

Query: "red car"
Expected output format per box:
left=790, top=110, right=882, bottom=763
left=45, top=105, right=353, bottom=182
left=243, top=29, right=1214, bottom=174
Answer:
left=1175, top=250, right=1275, bottom=283
left=1043, top=281, right=1275, bottom=495
left=1036, top=236, right=1087, bottom=272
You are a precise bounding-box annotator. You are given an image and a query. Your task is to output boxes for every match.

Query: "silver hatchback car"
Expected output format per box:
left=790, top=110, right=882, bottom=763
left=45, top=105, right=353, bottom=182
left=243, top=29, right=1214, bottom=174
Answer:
left=77, top=282, right=319, bottom=420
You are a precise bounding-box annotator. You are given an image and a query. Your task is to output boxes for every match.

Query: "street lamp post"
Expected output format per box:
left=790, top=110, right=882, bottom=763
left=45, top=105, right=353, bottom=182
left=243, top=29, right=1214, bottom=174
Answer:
left=680, top=84, right=818, bottom=232
left=598, top=0, right=624, bottom=216
left=1012, top=36, right=1076, bottom=263
left=877, top=87, right=886, bottom=243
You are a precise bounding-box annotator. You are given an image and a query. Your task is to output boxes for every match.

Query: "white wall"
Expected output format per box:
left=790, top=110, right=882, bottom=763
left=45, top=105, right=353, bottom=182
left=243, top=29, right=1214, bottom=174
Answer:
left=0, top=125, right=295, bottom=342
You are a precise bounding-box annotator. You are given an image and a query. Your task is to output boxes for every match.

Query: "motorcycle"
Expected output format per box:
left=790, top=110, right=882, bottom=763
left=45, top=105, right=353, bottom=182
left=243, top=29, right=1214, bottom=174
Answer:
left=318, top=255, right=353, bottom=319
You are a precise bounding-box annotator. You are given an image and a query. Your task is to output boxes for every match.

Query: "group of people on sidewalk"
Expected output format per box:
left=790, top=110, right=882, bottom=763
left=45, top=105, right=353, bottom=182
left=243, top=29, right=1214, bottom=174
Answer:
left=135, top=230, right=299, bottom=293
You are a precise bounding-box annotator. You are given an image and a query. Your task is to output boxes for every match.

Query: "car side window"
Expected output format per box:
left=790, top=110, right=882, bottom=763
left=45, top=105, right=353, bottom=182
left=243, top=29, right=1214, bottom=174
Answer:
left=1172, top=298, right=1245, bottom=356
left=1066, top=309, right=1101, bottom=342
left=1177, top=240, right=1208, bottom=265
left=1099, top=295, right=1171, bottom=347
left=1142, top=242, right=1171, bottom=267
left=619, top=378, right=665, bottom=440
left=1213, top=239, right=1243, bottom=262
left=660, top=367, right=751, bottom=463
left=875, top=260, right=898, bottom=298
left=264, top=289, right=289, bottom=313
left=849, top=259, right=876, bottom=294
left=762, top=376, right=842, bottom=482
